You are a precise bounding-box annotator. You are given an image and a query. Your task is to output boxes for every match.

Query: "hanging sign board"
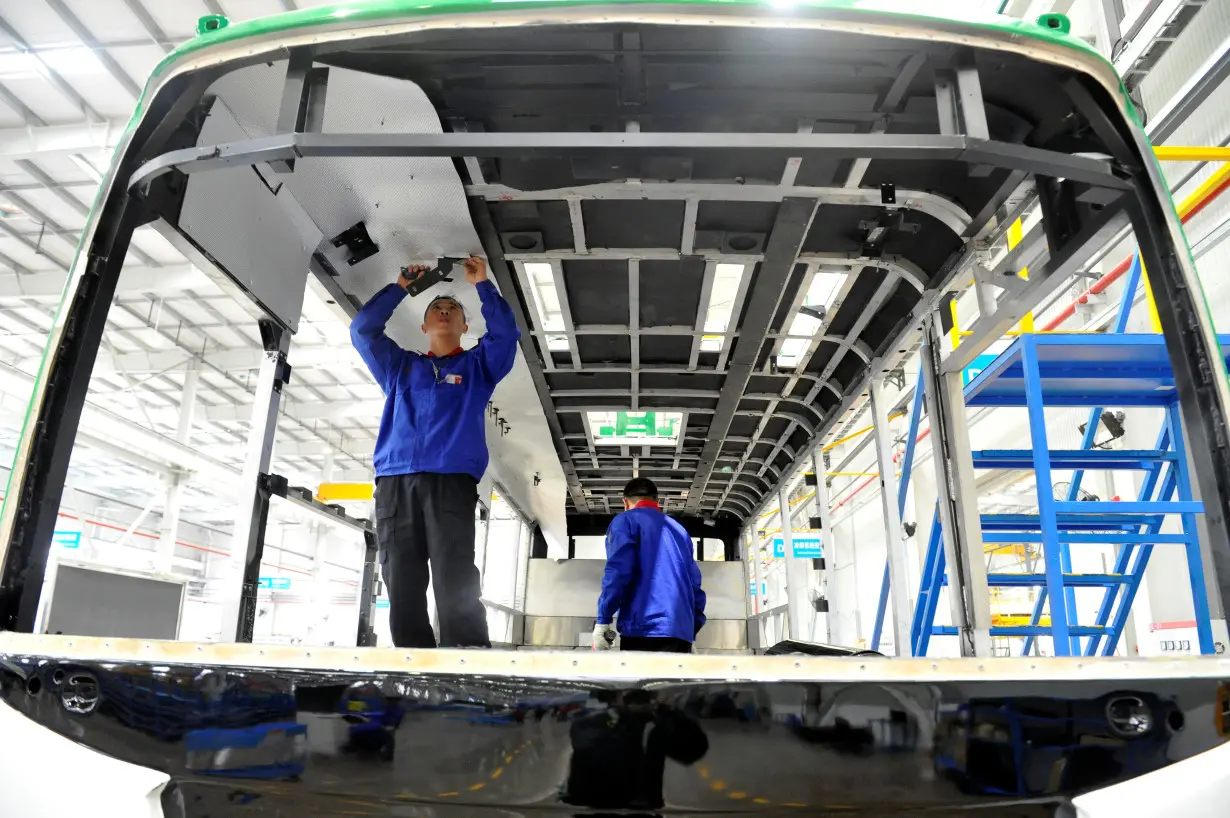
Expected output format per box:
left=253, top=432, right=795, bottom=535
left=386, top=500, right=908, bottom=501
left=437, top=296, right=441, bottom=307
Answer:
left=771, top=535, right=822, bottom=558
left=258, top=577, right=291, bottom=591
left=962, top=353, right=1000, bottom=386
left=52, top=531, right=81, bottom=549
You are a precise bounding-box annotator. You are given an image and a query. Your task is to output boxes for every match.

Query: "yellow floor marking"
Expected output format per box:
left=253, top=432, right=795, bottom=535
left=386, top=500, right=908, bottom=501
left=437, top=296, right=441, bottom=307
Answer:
left=491, top=767, right=504, bottom=779
left=437, top=792, right=460, bottom=798
left=505, top=754, right=514, bottom=763
left=753, top=797, right=772, bottom=805
left=729, top=791, right=748, bottom=800
left=698, top=766, right=711, bottom=780
left=710, top=780, right=727, bottom=791
left=469, top=783, right=486, bottom=791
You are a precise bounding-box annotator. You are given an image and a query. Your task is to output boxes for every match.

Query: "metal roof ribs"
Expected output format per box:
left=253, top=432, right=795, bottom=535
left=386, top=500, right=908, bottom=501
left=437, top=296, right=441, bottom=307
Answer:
left=685, top=196, right=819, bottom=513
left=470, top=198, right=589, bottom=512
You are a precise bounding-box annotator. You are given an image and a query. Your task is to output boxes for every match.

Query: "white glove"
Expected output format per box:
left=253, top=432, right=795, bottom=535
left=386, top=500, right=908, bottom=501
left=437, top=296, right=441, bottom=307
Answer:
left=592, top=622, right=616, bottom=651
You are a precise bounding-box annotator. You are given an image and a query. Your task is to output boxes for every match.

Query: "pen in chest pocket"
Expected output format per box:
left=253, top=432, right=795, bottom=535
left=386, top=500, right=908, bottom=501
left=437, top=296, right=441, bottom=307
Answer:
left=429, top=358, right=464, bottom=386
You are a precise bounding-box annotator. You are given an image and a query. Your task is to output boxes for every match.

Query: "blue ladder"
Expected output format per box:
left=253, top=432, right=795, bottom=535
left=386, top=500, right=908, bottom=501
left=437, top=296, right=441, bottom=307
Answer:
left=873, top=255, right=1218, bottom=657
left=908, top=336, right=1215, bottom=657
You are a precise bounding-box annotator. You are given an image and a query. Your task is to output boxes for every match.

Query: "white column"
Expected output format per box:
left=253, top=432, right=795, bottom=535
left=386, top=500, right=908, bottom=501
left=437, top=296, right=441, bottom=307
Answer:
left=752, top=524, right=765, bottom=646
left=870, top=366, right=912, bottom=656
left=780, top=485, right=809, bottom=641
left=156, top=365, right=200, bottom=572
left=742, top=528, right=755, bottom=619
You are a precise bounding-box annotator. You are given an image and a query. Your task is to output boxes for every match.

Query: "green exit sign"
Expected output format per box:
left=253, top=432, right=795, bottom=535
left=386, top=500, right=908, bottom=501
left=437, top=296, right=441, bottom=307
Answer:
left=596, top=412, right=678, bottom=440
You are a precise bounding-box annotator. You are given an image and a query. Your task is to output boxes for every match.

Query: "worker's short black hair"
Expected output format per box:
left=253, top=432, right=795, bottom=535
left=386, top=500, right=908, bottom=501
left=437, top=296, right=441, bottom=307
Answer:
left=623, top=477, right=658, bottom=501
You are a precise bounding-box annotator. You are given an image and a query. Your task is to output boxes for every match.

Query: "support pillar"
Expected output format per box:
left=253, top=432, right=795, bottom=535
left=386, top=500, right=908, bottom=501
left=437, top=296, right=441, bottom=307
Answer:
left=742, top=528, right=754, bottom=619
left=869, top=366, right=912, bottom=656
left=355, top=529, right=379, bottom=647
left=220, top=320, right=291, bottom=643
left=155, top=477, right=186, bottom=574
left=157, top=365, right=199, bottom=573
left=752, top=524, right=764, bottom=619
left=780, top=485, right=808, bottom=641
left=921, top=319, right=992, bottom=657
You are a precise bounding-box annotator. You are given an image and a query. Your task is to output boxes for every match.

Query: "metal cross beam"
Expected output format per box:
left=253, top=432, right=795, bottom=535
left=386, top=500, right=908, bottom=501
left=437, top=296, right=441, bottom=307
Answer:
left=469, top=181, right=971, bottom=238
left=128, top=133, right=1131, bottom=193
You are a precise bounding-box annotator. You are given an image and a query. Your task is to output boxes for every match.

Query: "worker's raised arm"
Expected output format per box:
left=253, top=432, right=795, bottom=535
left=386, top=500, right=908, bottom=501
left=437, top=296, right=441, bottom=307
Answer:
left=350, top=268, right=422, bottom=392
left=597, top=515, right=637, bottom=626
left=690, top=556, right=708, bottom=637
left=466, top=256, right=521, bottom=381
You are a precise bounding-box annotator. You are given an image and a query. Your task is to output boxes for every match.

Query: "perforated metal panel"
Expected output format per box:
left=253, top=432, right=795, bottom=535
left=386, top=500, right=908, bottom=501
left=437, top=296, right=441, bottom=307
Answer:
left=198, top=60, right=570, bottom=550
left=206, top=62, right=490, bottom=349
left=177, top=98, right=314, bottom=332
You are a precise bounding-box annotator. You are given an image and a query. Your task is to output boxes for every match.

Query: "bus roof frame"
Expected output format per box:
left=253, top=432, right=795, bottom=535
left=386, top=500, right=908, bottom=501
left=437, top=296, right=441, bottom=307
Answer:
left=0, top=3, right=1228, bottom=645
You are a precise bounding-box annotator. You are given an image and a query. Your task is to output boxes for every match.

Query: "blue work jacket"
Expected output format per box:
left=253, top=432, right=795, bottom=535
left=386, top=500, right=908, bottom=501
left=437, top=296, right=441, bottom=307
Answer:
left=597, top=503, right=707, bottom=642
left=350, top=280, right=520, bottom=481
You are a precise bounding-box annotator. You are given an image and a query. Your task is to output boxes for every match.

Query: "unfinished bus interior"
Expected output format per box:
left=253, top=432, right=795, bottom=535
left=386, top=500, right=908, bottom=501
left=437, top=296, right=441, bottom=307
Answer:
left=1, top=3, right=1230, bottom=815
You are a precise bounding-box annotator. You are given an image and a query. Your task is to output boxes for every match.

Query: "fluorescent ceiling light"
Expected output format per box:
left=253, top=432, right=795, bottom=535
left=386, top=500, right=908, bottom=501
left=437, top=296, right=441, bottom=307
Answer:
left=777, top=271, right=847, bottom=370
left=700, top=263, right=746, bottom=342
left=807, top=271, right=846, bottom=311
left=523, top=262, right=572, bottom=353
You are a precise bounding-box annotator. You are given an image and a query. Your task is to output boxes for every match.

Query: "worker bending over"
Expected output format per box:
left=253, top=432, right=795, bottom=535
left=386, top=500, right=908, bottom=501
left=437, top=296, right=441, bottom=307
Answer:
left=351, top=255, right=519, bottom=648
left=593, top=478, right=707, bottom=653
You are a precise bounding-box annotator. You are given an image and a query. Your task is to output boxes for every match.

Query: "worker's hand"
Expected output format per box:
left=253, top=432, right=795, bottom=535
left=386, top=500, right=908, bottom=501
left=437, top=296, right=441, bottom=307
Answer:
left=398, top=265, right=428, bottom=290
left=592, top=622, right=616, bottom=651
left=463, top=255, right=488, bottom=285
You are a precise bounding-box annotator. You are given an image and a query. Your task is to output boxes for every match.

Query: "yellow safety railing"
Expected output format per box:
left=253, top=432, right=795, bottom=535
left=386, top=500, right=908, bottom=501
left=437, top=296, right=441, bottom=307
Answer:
left=1006, top=217, right=1034, bottom=334
left=1153, top=145, right=1230, bottom=162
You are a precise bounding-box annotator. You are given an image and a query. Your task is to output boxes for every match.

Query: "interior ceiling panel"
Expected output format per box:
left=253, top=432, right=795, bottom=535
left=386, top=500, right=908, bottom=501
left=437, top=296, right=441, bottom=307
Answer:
left=639, top=260, right=704, bottom=327
left=582, top=200, right=686, bottom=249
left=546, top=371, right=629, bottom=392
left=695, top=201, right=780, bottom=234
left=859, top=283, right=919, bottom=349
left=303, top=18, right=1111, bottom=518
left=576, top=335, right=630, bottom=363
left=490, top=201, right=575, bottom=250
left=638, top=336, right=692, bottom=365
left=562, top=260, right=629, bottom=325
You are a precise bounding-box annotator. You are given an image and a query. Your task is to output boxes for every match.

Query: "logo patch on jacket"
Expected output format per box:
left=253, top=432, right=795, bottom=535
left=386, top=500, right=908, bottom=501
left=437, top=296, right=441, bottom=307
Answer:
left=444, top=373, right=463, bottom=385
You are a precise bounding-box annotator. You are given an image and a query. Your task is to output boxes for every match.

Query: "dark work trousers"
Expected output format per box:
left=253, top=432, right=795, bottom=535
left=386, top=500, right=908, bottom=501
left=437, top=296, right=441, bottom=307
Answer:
left=374, top=473, right=490, bottom=648
left=620, top=636, right=692, bottom=654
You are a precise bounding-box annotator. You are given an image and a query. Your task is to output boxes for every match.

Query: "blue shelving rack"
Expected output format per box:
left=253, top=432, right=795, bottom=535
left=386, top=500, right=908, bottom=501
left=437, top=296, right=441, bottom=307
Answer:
left=908, top=332, right=1225, bottom=657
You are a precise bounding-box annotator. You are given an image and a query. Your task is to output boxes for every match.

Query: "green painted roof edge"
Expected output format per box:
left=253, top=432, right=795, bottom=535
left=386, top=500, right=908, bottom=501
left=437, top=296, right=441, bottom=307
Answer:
left=144, top=0, right=1125, bottom=117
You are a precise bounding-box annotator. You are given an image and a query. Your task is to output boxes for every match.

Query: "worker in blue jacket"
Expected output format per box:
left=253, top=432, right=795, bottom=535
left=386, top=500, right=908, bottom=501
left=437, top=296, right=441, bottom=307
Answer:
left=350, top=255, right=520, bottom=648
left=593, top=478, right=707, bottom=653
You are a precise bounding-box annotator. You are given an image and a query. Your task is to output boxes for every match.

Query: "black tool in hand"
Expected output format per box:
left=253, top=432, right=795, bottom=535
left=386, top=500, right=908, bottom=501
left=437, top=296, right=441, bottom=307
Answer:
left=401, top=257, right=467, bottom=297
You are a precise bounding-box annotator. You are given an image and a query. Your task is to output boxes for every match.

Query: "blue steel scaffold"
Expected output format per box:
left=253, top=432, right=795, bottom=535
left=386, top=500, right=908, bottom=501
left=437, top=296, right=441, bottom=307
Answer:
left=870, top=255, right=1221, bottom=657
